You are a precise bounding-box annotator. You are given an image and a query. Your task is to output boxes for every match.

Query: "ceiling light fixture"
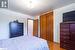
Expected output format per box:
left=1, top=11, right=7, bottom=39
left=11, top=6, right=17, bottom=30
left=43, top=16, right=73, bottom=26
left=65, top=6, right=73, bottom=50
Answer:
left=26, top=0, right=40, bottom=9
left=26, top=0, right=35, bottom=9
left=18, top=0, right=40, bottom=9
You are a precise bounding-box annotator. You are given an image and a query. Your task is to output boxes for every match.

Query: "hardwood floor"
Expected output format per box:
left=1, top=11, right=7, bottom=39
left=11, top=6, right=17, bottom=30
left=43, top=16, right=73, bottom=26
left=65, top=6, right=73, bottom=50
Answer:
left=48, top=41, right=66, bottom=50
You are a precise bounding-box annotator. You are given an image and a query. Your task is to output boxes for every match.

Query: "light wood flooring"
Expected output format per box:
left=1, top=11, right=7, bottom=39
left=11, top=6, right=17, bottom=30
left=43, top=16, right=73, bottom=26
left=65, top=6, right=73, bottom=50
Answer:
left=48, top=41, right=66, bottom=50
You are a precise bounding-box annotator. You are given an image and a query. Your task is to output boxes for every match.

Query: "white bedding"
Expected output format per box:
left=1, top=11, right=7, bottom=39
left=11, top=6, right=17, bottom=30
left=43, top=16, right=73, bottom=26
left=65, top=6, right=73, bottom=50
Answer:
left=0, top=36, right=49, bottom=50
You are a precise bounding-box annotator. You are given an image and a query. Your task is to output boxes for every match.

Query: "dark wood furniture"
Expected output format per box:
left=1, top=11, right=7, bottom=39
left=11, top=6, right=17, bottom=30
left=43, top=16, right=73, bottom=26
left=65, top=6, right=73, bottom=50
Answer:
left=60, top=22, right=75, bottom=50
left=40, top=12, right=53, bottom=41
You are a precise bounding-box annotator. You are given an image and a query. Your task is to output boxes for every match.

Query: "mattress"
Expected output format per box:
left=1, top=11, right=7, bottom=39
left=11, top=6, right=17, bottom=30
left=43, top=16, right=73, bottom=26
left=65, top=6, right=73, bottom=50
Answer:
left=0, top=36, right=49, bottom=50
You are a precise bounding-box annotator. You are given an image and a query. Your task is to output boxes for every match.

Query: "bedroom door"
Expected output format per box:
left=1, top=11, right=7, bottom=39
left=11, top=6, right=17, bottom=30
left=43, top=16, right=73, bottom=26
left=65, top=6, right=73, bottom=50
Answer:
left=27, top=19, right=33, bottom=36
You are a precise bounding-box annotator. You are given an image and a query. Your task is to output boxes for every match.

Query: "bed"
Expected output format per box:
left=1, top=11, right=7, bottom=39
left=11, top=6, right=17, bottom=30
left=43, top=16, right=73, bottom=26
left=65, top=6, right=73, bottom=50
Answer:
left=0, top=36, right=49, bottom=50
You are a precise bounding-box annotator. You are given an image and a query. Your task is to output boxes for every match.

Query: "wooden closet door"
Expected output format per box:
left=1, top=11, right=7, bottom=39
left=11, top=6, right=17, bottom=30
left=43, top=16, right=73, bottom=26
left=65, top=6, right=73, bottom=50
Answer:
left=46, top=12, right=53, bottom=41
left=40, top=12, right=53, bottom=41
left=40, top=14, right=47, bottom=40
left=33, top=19, right=38, bottom=37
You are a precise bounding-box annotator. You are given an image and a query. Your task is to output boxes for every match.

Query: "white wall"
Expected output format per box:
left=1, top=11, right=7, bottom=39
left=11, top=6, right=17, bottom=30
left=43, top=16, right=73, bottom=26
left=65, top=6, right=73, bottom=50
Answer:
left=0, top=8, right=32, bottom=40
left=53, top=3, right=75, bottom=43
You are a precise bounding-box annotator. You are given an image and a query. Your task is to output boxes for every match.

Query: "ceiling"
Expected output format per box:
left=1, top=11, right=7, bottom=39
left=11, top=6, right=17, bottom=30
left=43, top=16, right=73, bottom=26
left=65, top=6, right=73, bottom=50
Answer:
left=8, top=0, right=75, bottom=16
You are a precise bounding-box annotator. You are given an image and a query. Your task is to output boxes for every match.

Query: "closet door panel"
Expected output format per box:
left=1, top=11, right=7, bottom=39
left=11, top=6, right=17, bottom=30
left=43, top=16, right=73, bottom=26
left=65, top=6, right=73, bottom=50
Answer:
left=46, top=12, right=53, bottom=41
left=40, top=15, right=47, bottom=40
left=40, top=12, right=53, bottom=41
left=33, top=19, right=38, bottom=37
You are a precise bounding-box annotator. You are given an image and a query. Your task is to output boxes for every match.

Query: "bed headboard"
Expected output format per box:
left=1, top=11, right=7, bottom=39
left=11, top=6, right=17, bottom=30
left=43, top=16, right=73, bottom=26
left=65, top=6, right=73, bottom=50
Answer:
left=9, top=20, right=24, bottom=38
